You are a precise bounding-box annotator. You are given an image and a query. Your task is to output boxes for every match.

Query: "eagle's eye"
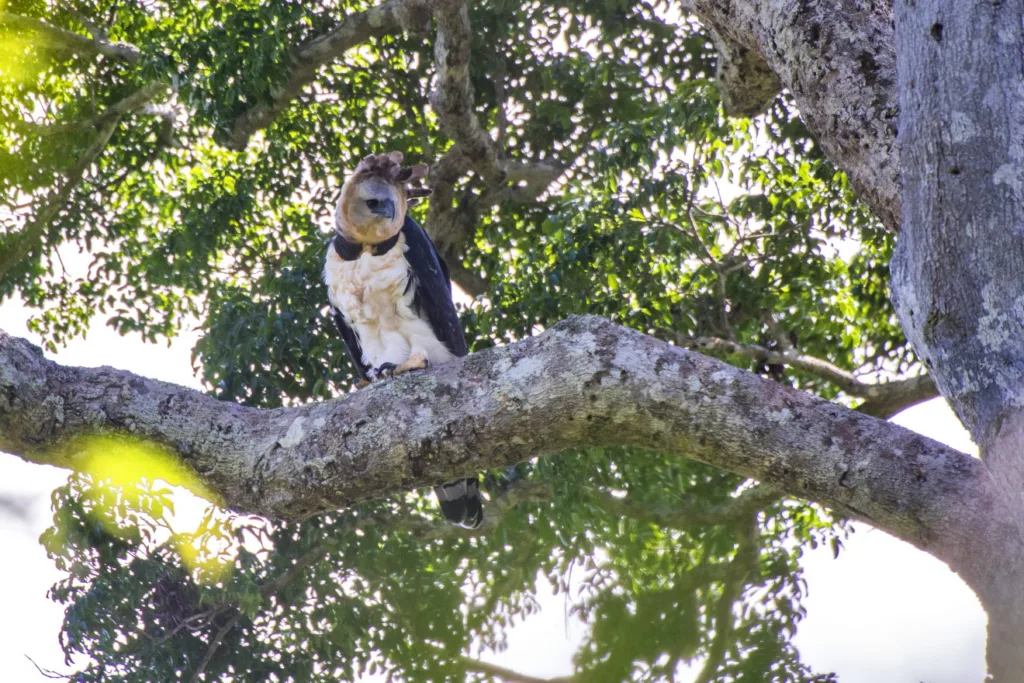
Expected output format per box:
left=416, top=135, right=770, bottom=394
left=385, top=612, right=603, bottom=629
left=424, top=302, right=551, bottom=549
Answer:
left=366, top=199, right=381, bottom=210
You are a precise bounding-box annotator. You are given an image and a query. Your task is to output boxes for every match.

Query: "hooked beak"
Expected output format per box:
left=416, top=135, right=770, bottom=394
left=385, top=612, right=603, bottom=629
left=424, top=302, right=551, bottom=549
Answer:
left=366, top=198, right=395, bottom=220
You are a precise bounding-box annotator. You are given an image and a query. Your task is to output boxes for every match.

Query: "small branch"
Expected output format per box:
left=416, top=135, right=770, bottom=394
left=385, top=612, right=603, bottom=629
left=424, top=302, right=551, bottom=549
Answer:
left=0, top=115, right=120, bottom=281
left=668, top=332, right=939, bottom=419
left=760, top=310, right=793, bottom=353
left=492, top=61, right=508, bottom=150
left=594, top=483, right=780, bottom=530
left=461, top=657, right=574, bottom=683
left=22, top=81, right=169, bottom=136
left=0, top=83, right=168, bottom=281
left=424, top=153, right=562, bottom=296
left=149, top=604, right=229, bottom=646
left=0, top=12, right=139, bottom=63
left=187, top=613, right=240, bottom=683
left=59, top=3, right=106, bottom=41
left=855, top=373, right=939, bottom=420
left=478, top=160, right=564, bottom=208
left=223, top=0, right=433, bottom=150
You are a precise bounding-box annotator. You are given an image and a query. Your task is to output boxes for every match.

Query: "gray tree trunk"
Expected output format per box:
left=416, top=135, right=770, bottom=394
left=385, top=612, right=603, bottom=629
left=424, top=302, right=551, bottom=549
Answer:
left=687, top=0, right=1024, bottom=677
left=890, top=1, right=1024, bottom=677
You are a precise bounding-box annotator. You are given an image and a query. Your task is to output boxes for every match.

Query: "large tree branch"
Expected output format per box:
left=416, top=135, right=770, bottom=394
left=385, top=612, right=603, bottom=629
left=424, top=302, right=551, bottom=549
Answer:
left=0, top=316, right=1009, bottom=593
left=0, top=12, right=140, bottom=63
left=672, top=334, right=938, bottom=419
left=421, top=1, right=563, bottom=296
left=222, top=0, right=434, bottom=150
left=689, top=0, right=899, bottom=230
left=428, top=0, right=503, bottom=186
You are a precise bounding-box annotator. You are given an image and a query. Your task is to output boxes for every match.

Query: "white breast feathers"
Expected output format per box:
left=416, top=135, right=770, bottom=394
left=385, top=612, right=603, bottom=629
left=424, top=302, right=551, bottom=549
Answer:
left=323, top=235, right=454, bottom=370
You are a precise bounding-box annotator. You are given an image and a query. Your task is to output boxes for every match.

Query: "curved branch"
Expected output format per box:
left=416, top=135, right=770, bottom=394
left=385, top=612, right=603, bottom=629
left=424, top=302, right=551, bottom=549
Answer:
left=428, top=0, right=503, bottom=186
left=223, top=0, right=434, bottom=150
left=0, top=316, right=1004, bottom=583
left=0, top=12, right=139, bottom=63
left=187, top=613, right=240, bottom=683
left=672, top=334, right=938, bottom=419
left=461, top=657, right=574, bottom=683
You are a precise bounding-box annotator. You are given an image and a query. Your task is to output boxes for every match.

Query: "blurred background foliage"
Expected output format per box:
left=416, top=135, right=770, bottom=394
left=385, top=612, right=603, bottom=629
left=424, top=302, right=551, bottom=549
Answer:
left=0, top=0, right=910, bottom=680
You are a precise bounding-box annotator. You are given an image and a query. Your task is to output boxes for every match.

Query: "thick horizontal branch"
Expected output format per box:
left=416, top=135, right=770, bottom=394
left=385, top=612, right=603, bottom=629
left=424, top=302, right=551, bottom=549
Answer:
left=675, top=334, right=938, bottom=419
left=223, top=0, right=433, bottom=150
left=0, top=316, right=1007, bottom=586
left=690, top=0, right=899, bottom=230
left=0, top=12, right=140, bottom=63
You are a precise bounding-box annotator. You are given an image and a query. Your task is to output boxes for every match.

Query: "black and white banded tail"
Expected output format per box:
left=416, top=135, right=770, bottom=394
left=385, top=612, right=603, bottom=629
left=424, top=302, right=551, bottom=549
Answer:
left=434, top=478, right=483, bottom=529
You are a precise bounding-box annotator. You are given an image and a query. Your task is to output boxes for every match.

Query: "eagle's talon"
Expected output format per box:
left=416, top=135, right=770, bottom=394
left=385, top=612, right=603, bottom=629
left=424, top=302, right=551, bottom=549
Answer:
left=373, top=363, right=397, bottom=381
left=393, top=353, right=429, bottom=377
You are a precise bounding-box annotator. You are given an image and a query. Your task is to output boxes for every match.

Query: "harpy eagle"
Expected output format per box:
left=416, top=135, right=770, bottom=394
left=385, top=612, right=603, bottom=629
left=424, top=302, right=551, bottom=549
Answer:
left=323, top=151, right=483, bottom=528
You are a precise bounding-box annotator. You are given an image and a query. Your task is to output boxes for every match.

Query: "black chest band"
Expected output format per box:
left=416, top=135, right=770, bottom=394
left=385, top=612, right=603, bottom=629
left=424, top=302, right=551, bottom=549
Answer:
left=332, top=232, right=401, bottom=261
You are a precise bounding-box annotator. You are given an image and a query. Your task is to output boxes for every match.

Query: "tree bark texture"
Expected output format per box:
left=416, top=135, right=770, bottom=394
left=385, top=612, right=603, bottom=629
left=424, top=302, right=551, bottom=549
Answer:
left=691, top=0, right=1024, bottom=675
left=888, top=1, right=1024, bottom=676
left=690, top=0, right=900, bottom=231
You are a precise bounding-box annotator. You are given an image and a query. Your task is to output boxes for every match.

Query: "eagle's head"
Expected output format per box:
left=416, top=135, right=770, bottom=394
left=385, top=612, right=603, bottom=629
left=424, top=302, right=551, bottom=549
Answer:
left=335, top=151, right=430, bottom=244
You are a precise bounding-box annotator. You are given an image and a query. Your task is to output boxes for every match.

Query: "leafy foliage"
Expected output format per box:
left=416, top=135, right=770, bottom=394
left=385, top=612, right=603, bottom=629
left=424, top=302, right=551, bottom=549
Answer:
left=0, top=0, right=908, bottom=680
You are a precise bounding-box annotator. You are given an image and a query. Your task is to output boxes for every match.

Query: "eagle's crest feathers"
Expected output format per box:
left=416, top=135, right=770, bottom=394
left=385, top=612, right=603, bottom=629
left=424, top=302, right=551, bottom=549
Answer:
left=352, top=152, right=431, bottom=203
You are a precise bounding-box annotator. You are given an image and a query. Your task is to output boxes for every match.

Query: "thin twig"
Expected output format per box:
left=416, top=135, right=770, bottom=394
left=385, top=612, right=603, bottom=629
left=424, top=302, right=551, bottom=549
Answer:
left=664, top=330, right=939, bottom=419
left=187, top=614, right=240, bottom=683
left=0, top=116, right=120, bottom=281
